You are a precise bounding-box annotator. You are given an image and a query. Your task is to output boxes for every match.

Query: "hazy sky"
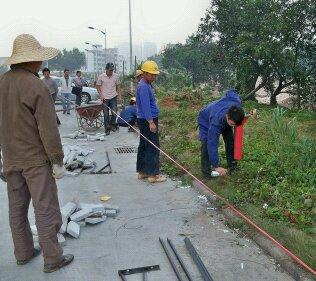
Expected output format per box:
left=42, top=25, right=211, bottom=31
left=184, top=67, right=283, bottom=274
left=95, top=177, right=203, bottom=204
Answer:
left=0, top=0, right=210, bottom=56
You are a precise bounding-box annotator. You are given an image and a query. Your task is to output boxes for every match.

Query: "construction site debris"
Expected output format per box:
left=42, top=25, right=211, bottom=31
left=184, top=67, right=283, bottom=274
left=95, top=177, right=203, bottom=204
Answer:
left=70, top=208, right=93, bottom=222
left=67, top=221, right=80, bottom=238
left=85, top=216, right=107, bottom=224
left=61, top=202, right=77, bottom=219
left=64, top=131, right=106, bottom=142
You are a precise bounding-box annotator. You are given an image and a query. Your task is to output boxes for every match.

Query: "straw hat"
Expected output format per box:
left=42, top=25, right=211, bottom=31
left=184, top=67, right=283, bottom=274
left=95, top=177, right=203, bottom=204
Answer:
left=134, top=69, right=143, bottom=78
left=4, top=34, right=59, bottom=65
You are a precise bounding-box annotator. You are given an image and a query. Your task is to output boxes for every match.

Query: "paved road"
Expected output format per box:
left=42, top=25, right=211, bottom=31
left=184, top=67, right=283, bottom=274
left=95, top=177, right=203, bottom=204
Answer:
left=0, top=109, right=292, bottom=281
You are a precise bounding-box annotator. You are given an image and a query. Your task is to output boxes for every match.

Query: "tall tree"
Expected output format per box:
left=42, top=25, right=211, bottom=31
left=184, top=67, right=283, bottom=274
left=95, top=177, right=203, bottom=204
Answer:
left=49, top=48, right=86, bottom=71
left=196, top=0, right=316, bottom=105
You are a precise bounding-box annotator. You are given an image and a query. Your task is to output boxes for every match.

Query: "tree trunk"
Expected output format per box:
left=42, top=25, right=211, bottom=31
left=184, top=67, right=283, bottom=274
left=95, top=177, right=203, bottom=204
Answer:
left=270, top=80, right=283, bottom=106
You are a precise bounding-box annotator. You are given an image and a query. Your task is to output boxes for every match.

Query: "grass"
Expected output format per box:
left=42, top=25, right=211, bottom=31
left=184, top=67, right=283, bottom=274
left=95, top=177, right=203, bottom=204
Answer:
left=157, top=88, right=316, bottom=269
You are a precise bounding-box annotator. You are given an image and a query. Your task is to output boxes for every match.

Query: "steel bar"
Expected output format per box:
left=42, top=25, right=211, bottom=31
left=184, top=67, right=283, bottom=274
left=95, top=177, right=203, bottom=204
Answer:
left=167, top=238, right=193, bottom=281
left=118, top=265, right=159, bottom=281
left=184, top=237, right=214, bottom=281
left=159, top=237, right=184, bottom=281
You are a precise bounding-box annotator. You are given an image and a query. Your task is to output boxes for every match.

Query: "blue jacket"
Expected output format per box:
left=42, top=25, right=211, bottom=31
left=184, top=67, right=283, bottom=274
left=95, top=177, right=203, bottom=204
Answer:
left=117, top=105, right=137, bottom=124
left=136, top=79, right=159, bottom=120
left=198, top=89, right=242, bottom=167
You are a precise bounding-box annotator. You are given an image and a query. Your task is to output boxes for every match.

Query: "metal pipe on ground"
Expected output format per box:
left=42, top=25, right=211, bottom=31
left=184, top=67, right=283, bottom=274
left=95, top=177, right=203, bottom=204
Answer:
left=159, top=237, right=184, bottom=281
left=184, top=237, right=214, bottom=281
left=167, top=238, right=193, bottom=281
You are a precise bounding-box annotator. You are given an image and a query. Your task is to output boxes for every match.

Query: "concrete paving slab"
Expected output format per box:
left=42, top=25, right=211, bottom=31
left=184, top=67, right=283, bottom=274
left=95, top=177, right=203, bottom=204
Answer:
left=67, top=221, right=80, bottom=239
left=0, top=109, right=293, bottom=281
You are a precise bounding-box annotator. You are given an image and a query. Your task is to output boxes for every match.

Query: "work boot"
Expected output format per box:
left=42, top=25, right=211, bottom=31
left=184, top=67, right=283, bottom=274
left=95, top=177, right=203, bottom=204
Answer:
left=17, top=246, right=41, bottom=265
left=138, top=172, right=148, bottom=180
left=44, top=254, right=74, bottom=273
left=147, top=175, right=167, bottom=183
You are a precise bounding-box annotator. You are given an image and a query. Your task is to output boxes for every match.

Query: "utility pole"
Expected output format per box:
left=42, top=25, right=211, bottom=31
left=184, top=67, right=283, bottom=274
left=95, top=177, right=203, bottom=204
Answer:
left=129, top=0, right=133, bottom=74
left=104, top=27, right=107, bottom=68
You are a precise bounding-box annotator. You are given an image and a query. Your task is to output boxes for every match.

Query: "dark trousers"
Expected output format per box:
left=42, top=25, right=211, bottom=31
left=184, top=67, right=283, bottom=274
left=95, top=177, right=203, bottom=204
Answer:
left=4, top=164, right=63, bottom=264
left=52, top=93, right=61, bottom=125
left=118, top=117, right=137, bottom=127
left=136, top=118, right=160, bottom=176
left=201, top=125, right=236, bottom=178
left=103, top=97, right=118, bottom=130
left=72, top=87, right=82, bottom=106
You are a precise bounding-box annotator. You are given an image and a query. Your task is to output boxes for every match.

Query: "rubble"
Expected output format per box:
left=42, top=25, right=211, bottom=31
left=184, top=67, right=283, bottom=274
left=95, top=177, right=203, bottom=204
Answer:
left=63, top=131, right=106, bottom=142
left=55, top=202, right=119, bottom=242
left=67, top=221, right=80, bottom=238
left=85, top=216, right=107, bottom=224
left=70, top=208, right=93, bottom=222
left=63, top=144, right=95, bottom=175
left=61, top=202, right=77, bottom=219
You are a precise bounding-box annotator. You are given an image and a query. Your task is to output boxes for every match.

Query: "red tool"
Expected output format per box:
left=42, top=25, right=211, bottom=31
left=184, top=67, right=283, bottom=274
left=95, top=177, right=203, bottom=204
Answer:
left=234, top=109, right=257, bottom=160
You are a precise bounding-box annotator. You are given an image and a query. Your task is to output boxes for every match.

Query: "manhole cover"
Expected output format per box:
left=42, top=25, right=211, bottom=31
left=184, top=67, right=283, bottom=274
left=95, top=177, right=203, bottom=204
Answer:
left=114, top=146, right=138, bottom=154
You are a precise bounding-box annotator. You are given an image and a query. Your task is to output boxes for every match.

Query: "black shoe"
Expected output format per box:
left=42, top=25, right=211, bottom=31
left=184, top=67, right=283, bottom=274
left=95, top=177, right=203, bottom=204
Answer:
left=44, top=254, right=74, bottom=273
left=67, top=112, right=70, bottom=115
left=111, top=125, right=117, bottom=132
left=17, top=246, right=41, bottom=265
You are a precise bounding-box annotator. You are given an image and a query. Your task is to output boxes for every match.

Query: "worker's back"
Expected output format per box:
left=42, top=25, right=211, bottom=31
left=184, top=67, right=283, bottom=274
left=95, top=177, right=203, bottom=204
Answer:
left=0, top=68, right=62, bottom=168
left=198, top=89, right=241, bottom=140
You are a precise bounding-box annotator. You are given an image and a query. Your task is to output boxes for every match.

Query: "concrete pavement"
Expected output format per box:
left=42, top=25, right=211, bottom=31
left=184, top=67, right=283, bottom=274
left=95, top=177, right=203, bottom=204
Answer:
left=0, top=109, right=293, bottom=281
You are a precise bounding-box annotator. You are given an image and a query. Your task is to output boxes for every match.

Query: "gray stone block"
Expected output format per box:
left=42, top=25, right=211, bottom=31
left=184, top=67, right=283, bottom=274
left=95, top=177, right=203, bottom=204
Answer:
left=57, top=233, right=66, bottom=246
left=104, top=209, right=117, bottom=217
left=77, top=203, right=105, bottom=213
left=70, top=208, right=93, bottom=222
left=85, top=216, right=107, bottom=224
left=89, top=210, right=106, bottom=218
left=59, top=215, right=68, bottom=234
left=103, top=203, right=120, bottom=213
left=67, top=221, right=80, bottom=238
left=61, top=202, right=77, bottom=219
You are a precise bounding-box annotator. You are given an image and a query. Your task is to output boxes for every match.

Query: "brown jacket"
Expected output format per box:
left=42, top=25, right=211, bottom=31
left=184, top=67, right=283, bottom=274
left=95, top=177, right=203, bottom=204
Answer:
left=0, top=67, right=63, bottom=169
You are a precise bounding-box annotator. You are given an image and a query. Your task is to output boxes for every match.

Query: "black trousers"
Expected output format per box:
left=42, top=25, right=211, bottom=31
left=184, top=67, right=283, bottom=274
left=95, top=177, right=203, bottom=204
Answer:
left=201, top=125, right=236, bottom=178
left=103, top=97, right=118, bottom=130
left=136, top=118, right=160, bottom=176
left=72, top=87, right=82, bottom=106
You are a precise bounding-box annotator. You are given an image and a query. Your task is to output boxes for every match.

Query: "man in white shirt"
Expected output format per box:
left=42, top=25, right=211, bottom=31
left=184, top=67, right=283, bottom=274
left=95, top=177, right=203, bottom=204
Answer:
left=96, top=63, right=121, bottom=135
left=60, top=69, right=72, bottom=115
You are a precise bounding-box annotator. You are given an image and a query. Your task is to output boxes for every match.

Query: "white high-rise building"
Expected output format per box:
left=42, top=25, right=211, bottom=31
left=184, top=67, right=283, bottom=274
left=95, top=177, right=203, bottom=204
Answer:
left=85, top=45, right=120, bottom=74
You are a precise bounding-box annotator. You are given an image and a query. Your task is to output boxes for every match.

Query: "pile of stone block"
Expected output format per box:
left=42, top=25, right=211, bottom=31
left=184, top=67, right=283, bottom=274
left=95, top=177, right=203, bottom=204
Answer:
left=31, top=202, right=119, bottom=244
left=63, top=144, right=96, bottom=176
left=64, top=131, right=106, bottom=141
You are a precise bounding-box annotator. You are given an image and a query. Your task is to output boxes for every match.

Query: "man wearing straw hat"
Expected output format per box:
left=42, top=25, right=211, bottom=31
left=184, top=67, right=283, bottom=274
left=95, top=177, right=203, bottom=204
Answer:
left=0, top=34, right=74, bottom=273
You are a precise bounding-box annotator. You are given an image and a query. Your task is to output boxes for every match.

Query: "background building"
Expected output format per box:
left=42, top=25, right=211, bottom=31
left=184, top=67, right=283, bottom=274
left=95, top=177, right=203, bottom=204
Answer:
left=85, top=45, right=121, bottom=74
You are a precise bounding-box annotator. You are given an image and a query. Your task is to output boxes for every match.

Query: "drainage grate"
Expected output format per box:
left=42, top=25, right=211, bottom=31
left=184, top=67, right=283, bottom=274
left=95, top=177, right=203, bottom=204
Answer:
left=114, top=146, right=138, bottom=154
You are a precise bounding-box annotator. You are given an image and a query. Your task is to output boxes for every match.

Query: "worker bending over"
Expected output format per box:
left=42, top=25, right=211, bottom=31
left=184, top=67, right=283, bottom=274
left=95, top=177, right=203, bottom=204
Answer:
left=198, top=89, right=245, bottom=178
left=117, top=97, right=137, bottom=131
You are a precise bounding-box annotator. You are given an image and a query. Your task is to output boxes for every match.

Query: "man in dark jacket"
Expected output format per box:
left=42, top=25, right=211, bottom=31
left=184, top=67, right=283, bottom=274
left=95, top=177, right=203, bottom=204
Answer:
left=198, top=89, right=244, bottom=178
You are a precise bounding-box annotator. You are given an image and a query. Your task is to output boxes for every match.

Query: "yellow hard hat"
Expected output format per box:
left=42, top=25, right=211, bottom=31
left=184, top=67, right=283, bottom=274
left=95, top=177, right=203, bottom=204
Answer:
left=135, top=69, right=143, bottom=78
left=141, top=60, right=160, bottom=75
left=130, top=97, right=136, bottom=102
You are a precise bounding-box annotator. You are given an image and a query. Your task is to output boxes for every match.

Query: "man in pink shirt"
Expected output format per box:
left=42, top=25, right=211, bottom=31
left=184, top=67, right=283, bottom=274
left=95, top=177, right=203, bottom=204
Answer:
left=96, top=63, right=121, bottom=135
